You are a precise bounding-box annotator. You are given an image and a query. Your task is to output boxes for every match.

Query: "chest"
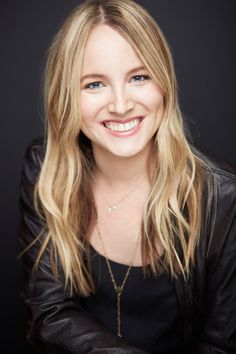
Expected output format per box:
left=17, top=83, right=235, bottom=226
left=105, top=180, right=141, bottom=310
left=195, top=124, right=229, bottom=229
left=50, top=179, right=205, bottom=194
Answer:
left=81, top=246, right=180, bottom=352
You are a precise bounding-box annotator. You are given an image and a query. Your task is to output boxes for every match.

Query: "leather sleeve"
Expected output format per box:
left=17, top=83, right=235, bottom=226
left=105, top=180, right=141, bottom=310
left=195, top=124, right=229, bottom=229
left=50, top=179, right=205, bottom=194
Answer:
left=202, top=219, right=236, bottom=354
left=18, top=139, right=148, bottom=354
left=193, top=177, right=236, bottom=354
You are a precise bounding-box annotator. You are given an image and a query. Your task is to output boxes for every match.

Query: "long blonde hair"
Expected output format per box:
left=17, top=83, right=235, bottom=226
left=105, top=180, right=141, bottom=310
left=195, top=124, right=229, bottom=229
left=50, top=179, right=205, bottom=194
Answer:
left=33, top=0, right=204, bottom=296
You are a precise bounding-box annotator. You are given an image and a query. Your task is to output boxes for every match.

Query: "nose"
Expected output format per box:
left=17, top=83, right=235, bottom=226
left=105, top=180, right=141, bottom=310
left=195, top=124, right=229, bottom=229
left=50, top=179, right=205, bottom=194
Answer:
left=107, top=86, right=134, bottom=114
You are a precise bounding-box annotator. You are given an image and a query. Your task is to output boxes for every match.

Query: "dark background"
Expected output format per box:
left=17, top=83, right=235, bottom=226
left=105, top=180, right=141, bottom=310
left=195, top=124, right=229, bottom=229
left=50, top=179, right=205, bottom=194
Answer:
left=1, top=0, right=235, bottom=353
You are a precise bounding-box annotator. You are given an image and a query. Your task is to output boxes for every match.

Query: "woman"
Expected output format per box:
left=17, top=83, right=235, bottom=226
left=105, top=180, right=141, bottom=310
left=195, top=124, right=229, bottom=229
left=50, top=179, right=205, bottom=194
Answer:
left=19, top=0, right=236, bottom=353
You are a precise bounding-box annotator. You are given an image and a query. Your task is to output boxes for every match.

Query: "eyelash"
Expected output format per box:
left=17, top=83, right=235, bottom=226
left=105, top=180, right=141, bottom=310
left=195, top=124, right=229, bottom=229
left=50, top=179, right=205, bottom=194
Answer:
left=84, top=75, right=150, bottom=90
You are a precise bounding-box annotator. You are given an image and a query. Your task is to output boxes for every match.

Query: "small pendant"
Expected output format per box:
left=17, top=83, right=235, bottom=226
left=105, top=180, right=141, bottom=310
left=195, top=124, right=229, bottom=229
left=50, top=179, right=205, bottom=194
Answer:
left=115, top=286, right=122, bottom=294
left=108, top=205, right=117, bottom=213
left=116, top=287, right=122, bottom=337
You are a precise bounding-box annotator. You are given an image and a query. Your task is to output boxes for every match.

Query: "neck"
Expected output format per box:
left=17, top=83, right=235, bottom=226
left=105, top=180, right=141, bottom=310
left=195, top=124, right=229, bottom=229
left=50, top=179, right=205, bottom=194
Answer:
left=92, top=142, right=154, bottom=187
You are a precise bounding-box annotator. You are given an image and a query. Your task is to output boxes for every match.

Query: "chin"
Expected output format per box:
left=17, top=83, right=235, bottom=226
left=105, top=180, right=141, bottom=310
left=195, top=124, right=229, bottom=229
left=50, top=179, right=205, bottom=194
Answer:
left=109, top=147, right=144, bottom=158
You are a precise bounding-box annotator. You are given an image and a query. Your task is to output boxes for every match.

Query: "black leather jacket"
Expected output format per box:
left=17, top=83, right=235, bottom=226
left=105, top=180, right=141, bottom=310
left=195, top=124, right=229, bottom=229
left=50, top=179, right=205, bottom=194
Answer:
left=19, top=138, right=236, bottom=354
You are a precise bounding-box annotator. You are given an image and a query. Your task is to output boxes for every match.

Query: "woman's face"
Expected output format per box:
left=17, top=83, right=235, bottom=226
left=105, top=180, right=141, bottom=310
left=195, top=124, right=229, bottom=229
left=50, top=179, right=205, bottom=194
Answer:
left=79, top=24, right=164, bottom=158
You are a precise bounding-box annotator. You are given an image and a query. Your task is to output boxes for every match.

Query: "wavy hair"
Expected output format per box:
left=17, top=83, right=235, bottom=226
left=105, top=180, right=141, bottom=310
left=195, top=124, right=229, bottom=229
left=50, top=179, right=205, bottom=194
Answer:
left=33, top=0, right=204, bottom=295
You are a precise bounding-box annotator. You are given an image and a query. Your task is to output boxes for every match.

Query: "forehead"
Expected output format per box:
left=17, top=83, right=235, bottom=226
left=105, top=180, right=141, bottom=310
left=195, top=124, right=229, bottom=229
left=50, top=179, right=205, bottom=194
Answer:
left=81, top=24, right=144, bottom=74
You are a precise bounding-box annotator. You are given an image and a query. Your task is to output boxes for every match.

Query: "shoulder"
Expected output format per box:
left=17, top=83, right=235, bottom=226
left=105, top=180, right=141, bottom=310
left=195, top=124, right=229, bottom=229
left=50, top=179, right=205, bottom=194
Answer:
left=194, top=146, right=236, bottom=201
left=20, top=137, right=46, bottom=193
left=22, top=137, right=45, bottom=176
left=23, top=136, right=45, bottom=166
left=193, top=147, right=236, bottom=267
left=194, top=146, right=236, bottom=178
left=194, top=147, right=236, bottom=222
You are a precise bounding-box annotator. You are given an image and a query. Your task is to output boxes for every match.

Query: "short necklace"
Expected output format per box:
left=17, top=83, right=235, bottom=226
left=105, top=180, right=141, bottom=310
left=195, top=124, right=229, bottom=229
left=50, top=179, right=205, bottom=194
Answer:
left=95, top=176, right=145, bottom=214
left=96, top=222, right=141, bottom=337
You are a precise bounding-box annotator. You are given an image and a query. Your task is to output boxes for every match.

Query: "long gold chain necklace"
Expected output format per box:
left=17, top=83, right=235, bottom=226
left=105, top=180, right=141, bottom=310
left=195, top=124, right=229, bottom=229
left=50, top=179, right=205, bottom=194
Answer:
left=96, top=222, right=141, bottom=337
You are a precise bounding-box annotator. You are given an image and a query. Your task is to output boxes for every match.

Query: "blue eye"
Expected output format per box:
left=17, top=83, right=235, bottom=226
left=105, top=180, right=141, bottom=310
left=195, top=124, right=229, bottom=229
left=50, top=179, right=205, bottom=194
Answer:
left=131, top=75, right=150, bottom=82
left=85, top=81, right=104, bottom=90
left=85, top=75, right=150, bottom=90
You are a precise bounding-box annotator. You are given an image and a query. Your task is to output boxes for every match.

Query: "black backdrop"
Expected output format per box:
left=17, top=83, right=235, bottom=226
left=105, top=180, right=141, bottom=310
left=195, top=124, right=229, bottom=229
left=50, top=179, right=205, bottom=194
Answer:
left=1, top=0, right=236, bottom=353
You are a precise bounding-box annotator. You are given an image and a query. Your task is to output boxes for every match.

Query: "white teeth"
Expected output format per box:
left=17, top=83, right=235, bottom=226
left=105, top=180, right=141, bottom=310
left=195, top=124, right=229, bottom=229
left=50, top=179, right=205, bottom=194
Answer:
left=104, top=118, right=141, bottom=132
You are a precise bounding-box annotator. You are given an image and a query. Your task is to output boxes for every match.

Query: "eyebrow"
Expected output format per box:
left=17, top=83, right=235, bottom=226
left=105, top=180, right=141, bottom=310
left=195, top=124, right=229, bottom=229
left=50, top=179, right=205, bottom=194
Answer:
left=80, top=65, right=147, bottom=82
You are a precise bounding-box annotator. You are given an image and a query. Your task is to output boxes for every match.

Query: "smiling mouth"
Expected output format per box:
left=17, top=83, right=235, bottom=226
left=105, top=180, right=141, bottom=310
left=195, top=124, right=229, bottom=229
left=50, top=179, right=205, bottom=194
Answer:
left=103, top=117, right=142, bottom=132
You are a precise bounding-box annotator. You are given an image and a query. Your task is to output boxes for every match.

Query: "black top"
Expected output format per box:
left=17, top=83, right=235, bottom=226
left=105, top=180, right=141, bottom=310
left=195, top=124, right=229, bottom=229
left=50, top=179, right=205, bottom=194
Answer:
left=80, top=245, right=181, bottom=353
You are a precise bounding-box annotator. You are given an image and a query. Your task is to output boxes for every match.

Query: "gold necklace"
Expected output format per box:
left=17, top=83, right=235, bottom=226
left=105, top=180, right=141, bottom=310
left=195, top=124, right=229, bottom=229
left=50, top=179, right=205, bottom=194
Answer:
left=94, top=176, right=145, bottom=214
left=107, top=180, right=143, bottom=213
left=96, top=222, right=141, bottom=337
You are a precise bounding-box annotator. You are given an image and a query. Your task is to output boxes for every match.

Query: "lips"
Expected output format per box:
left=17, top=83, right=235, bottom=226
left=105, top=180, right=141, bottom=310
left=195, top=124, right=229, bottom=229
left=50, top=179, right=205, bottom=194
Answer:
left=102, top=116, right=144, bottom=132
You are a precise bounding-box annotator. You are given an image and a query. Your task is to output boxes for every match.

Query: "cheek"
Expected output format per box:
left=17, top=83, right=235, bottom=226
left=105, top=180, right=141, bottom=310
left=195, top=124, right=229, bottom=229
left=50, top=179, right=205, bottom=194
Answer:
left=80, top=92, right=103, bottom=124
left=150, top=84, right=163, bottom=105
left=149, top=94, right=164, bottom=137
left=146, top=89, right=165, bottom=134
left=154, top=94, right=164, bottom=118
left=142, top=86, right=164, bottom=116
